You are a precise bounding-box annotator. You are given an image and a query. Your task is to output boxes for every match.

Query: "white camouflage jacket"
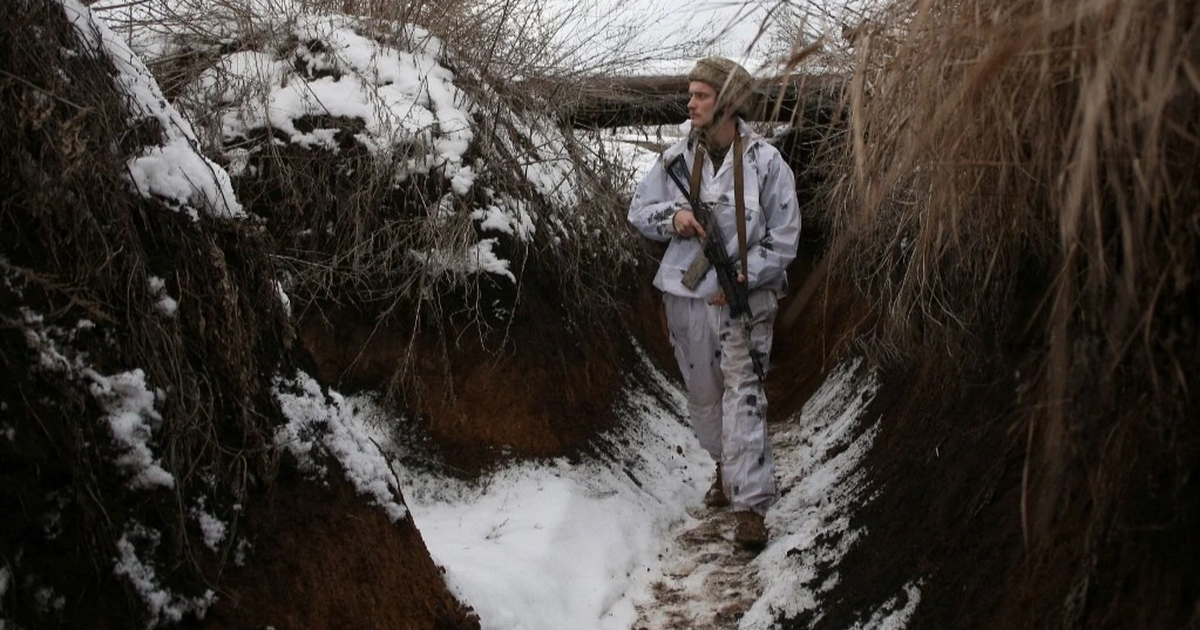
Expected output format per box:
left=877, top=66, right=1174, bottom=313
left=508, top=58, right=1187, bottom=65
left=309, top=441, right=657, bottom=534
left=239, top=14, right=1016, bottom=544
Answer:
left=628, top=119, right=801, bottom=299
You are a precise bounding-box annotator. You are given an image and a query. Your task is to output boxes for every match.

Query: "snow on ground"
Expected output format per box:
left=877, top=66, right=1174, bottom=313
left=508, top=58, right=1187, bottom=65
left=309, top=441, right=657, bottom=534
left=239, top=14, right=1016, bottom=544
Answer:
left=391, top=345, right=705, bottom=630
left=353, top=347, right=911, bottom=630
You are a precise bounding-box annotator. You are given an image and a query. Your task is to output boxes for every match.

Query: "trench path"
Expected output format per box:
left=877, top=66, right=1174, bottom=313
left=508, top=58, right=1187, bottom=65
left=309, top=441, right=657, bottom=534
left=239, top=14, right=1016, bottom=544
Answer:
left=633, top=502, right=764, bottom=630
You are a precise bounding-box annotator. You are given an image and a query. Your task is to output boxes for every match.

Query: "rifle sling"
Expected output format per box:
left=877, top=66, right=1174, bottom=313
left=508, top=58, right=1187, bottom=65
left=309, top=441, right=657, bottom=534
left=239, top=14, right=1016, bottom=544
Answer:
left=681, top=134, right=748, bottom=290
left=733, top=133, right=747, bottom=281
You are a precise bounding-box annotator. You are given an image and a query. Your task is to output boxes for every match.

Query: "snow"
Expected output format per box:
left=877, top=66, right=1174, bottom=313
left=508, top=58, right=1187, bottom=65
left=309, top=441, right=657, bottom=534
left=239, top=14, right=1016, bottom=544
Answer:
left=741, top=358, right=881, bottom=626
left=86, top=369, right=176, bottom=491
left=473, top=203, right=537, bottom=240
left=114, top=522, right=217, bottom=627
left=379, top=352, right=915, bottom=630
left=148, top=276, right=178, bottom=318
left=392, top=349, right=704, bottom=630
left=63, top=0, right=244, bottom=220
left=18, top=305, right=175, bottom=492
left=274, top=371, right=408, bottom=523
left=191, top=501, right=228, bottom=552
left=177, top=10, right=475, bottom=174
left=850, top=581, right=922, bottom=630
left=409, top=239, right=516, bottom=283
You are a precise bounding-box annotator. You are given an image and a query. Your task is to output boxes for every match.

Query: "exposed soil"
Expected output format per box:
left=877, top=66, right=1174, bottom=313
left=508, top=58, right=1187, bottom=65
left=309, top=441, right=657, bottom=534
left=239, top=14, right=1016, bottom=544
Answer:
left=296, top=284, right=630, bottom=473
left=801, top=356, right=1029, bottom=630
left=205, top=470, right=479, bottom=630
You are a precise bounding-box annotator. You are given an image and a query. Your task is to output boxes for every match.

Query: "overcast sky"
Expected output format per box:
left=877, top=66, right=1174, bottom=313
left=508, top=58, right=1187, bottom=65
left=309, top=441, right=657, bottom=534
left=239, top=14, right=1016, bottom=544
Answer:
left=548, top=0, right=825, bottom=74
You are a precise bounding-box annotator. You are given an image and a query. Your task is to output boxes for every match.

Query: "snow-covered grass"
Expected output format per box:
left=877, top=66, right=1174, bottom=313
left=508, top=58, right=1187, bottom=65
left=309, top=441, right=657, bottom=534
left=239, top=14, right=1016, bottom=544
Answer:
left=64, top=0, right=244, bottom=220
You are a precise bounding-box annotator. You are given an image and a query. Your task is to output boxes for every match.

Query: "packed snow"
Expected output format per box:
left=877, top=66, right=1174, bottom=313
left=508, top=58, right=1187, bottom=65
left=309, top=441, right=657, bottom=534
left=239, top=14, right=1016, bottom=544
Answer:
left=391, top=354, right=909, bottom=630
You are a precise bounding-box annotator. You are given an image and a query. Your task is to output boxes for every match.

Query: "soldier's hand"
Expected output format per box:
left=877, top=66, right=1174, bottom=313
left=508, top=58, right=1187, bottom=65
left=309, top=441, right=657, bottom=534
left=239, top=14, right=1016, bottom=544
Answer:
left=672, top=210, right=707, bottom=239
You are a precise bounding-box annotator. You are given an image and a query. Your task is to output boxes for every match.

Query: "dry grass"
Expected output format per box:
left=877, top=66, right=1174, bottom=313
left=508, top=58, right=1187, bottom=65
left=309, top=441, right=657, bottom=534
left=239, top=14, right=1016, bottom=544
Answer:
left=818, top=0, right=1199, bottom=624
left=92, top=0, right=671, bottom=407
left=2, top=2, right=294, bottom=626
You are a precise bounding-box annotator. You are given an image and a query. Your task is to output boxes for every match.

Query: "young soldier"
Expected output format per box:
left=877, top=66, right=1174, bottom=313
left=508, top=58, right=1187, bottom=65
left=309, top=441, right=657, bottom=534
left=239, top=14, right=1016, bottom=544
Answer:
left=627, top=57, right=800, bottom=549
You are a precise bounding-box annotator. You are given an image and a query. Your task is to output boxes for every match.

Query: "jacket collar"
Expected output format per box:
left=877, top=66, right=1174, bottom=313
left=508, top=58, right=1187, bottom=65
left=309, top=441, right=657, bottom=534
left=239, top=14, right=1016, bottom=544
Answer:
left=666, top=118, right=759, bottom=161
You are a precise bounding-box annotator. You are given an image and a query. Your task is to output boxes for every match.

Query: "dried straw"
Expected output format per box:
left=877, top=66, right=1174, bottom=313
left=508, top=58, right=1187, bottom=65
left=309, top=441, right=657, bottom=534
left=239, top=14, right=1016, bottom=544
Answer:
left=823, top=0, right=1199, bottom=622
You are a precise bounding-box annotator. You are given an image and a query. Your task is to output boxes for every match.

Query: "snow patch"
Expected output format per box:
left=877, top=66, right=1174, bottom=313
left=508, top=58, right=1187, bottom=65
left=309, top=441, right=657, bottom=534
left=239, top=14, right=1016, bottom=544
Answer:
left=114, top=522, right=216, bottom=627
left=274, top=372, right=407, bottom=522
left=191, top=500, right=227, bottom=552
left=147, top=276, right=178, bottom=317
left=851, top=581, right=923, bottom=630
left=409, top=238, right=515, bottom=283
left=395, top=341, right=705, bottom=630
left=85, top=369, right=175, bottom=491
left=63, top=0, right=244, bottom=219
left=18, top=308, right=174, bottom=491
left=741, top=358, right=887, bottom=628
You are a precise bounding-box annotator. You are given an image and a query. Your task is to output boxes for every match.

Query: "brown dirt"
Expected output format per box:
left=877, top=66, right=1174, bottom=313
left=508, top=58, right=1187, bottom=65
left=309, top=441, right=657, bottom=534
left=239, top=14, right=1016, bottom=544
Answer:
left=296, top=288, right=627, bottom=473
left=205, top=470, right=479, bottom=630
left=798, top=354, right=1029, bottom=630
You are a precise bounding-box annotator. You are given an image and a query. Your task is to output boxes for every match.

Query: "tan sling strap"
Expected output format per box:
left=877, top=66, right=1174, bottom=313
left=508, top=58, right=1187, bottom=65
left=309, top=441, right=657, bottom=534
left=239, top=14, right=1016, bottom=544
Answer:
left=732, top=132, right=748, bottom=280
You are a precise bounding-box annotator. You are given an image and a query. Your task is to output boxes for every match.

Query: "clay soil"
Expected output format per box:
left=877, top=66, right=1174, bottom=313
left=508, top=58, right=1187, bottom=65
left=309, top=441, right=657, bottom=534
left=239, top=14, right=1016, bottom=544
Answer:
left=206, top=471, right=480, bottom=630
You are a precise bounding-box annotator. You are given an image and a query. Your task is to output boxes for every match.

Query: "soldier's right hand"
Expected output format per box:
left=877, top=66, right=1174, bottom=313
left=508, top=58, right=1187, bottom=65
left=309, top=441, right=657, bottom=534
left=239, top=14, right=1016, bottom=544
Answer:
left=672, top=209, right=707, bottom=239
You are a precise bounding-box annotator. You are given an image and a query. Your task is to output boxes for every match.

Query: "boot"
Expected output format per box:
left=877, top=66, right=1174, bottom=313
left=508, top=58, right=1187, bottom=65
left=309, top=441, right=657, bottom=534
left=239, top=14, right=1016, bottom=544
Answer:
left=734, top=511, right=768, bottom=550
left=704, top=463, right=730, bottom=508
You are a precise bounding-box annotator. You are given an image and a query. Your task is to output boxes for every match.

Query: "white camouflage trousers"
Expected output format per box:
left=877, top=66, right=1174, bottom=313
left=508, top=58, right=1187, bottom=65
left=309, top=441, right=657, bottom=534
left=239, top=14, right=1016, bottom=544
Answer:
left=664, top=289, right=778, bottom=515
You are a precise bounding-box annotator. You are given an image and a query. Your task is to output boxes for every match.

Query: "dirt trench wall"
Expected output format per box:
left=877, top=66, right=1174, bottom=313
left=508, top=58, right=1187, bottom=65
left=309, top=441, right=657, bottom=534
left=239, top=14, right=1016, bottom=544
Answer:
left=296, top=300, right=629, bottom=473
left=0, top=4, right=481, bottom=629
left=205, top=471, right=479, bottom=630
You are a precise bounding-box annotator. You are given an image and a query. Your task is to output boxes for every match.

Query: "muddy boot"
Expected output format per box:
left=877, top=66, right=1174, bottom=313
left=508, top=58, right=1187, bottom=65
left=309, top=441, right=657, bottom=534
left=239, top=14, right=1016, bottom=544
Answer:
left=733, top=511, right=767, bottom=550
left=704, top=464, right=730, bottom=508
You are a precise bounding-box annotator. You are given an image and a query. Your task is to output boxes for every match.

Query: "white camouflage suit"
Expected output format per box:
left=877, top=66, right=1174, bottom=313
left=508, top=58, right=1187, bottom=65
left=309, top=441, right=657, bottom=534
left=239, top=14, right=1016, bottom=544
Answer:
left=628, top=119, right=800, bottom=515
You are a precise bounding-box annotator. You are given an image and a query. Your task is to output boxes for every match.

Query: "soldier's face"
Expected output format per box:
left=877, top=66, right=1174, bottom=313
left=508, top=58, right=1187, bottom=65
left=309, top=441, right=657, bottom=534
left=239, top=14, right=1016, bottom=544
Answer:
left=688, top=81, right=718, bottom=129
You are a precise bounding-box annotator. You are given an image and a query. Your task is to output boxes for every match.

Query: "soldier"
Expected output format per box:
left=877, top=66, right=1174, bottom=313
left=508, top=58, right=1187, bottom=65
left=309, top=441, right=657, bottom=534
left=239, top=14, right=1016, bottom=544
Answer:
left=627, top=57, right=800, bottom=549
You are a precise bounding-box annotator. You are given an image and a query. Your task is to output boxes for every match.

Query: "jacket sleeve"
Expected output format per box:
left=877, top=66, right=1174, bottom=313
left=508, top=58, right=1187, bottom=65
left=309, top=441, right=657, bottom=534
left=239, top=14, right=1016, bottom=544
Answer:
left=746, top=148, right=801, bottom=290
left=627, top=155, right=682, bottom=242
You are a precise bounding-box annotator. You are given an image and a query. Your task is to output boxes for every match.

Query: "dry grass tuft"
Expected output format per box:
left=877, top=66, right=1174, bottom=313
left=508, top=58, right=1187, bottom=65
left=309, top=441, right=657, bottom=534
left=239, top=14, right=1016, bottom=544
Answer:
left=821, top=0, right=1199, bottom=624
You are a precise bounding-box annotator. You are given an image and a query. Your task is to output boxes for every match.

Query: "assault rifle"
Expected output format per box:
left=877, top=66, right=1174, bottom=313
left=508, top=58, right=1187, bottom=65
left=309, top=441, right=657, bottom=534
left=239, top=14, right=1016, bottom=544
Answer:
left=664, top=154, right=766, bottom=382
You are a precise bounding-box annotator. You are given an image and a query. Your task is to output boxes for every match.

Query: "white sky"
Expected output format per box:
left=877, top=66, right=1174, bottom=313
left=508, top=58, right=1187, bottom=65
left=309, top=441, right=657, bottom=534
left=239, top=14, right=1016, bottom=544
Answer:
left=544, top=0, right=830, bottom=75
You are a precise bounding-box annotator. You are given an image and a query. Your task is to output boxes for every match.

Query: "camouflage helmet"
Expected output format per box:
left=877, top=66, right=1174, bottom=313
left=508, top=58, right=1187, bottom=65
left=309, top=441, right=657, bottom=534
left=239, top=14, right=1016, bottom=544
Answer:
left=688, top=56, right=754, bottom=117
